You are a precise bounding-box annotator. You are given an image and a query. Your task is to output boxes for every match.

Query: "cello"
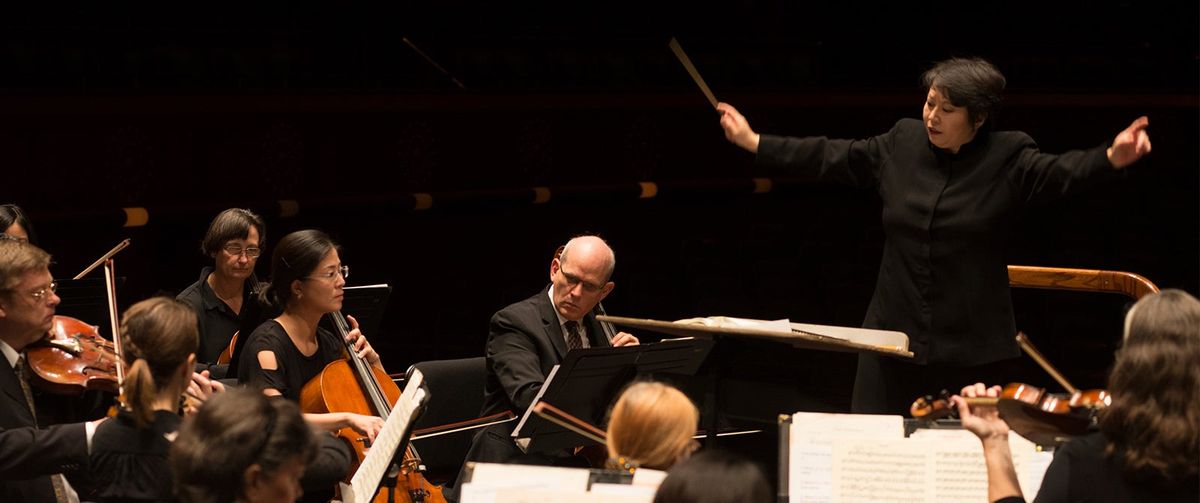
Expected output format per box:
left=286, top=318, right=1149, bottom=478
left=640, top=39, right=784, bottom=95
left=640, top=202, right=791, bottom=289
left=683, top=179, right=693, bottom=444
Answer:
left=300, top=312, right=446, bottom=503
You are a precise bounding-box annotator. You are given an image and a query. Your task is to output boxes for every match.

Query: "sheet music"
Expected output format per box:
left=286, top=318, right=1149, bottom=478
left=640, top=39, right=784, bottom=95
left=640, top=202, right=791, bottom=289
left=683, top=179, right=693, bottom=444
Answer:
left=788, top=412, right=1052, bottom=503
left=789, top=412, right=905, bottom=503
left=339, top=370, right=427, bottom=503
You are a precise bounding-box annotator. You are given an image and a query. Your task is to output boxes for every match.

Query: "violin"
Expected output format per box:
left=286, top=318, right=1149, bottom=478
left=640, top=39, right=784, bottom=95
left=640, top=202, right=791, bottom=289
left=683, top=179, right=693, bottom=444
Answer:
left=910, top=382, right=1110, bottom=445
left=300, top=312, right=446, bottom=503
left=24, top=315, right=120, bottom=395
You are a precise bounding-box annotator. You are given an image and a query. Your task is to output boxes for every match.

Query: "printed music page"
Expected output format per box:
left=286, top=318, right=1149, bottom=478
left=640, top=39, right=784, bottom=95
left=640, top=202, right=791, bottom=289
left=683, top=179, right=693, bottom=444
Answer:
left=789, top=412, right=905, bottom=503
left=831, top=438, right=928, bottom=503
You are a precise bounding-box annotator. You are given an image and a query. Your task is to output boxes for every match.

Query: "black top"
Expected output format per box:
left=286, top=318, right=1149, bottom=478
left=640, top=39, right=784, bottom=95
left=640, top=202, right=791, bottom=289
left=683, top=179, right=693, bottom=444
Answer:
left=237, top=319, right=344, bottom=401
left=176, top=266, right=260, bottom=364
left=994, top=432, right=1199, bottom=503
left=77, top=409, right=180, bottom=503
left=757, top=119, right=1117, bottom=365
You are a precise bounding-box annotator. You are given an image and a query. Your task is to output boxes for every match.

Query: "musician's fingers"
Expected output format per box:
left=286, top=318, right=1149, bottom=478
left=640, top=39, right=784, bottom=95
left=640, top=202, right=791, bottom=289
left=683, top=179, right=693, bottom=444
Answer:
left=346, top=314, right=361, bottom=330
left=960, top=382, right=986, bottom=398
left=613, top=332, right=640, bottom=347
left=210, top=379, right=226, bottom=394
left=950, top=395, right=972, bottom=418
left=986, top=385, right=1002, bottom=398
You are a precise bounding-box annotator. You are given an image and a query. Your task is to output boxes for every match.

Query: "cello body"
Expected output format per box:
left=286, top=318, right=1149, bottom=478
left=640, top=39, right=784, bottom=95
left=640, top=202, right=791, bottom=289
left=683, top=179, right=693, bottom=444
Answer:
left=300, top=333, right=445, bottom=503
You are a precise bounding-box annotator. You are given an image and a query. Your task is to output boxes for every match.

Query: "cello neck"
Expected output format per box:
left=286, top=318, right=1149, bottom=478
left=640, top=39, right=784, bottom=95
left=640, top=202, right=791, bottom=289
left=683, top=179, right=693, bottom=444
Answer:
left=329, top=311, right=391, bottom=417
left=594, top=302, right=618, bottom=344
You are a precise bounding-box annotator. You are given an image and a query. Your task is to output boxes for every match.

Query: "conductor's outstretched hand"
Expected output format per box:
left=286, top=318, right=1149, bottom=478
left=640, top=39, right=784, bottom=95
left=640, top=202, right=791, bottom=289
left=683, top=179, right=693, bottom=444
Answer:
left=717, top=102, right=760, bottom=154
left=1107, top=116, right=1152, bottom=169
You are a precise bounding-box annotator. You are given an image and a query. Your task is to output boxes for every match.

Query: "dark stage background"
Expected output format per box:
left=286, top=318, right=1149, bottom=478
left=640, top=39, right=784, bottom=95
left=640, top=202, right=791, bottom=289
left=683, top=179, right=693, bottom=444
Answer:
left=3, top=2, right=1196, bottom=420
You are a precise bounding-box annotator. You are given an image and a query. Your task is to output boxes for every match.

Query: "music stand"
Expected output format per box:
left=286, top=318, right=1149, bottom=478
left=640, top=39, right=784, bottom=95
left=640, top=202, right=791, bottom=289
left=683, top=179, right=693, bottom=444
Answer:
left=512, top=337, right=714, bottom=454
left=327, top=284, right=391, bottom=337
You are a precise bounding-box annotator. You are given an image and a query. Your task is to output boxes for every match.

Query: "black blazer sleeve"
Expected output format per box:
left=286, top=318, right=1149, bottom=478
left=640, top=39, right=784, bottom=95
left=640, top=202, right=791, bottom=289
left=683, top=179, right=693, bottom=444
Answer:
left=755, top=120, right=903, bottom=190
left=486, top=307, right=549, bottom=414
left=0, top=422, right=87, bottom=479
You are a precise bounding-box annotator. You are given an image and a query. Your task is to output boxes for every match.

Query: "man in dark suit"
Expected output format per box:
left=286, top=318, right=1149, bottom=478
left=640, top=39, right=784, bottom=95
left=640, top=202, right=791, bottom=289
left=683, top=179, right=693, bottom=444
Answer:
left=463, top=235, right=639, bottom=469
left=0, top=239, right=92, bottom=502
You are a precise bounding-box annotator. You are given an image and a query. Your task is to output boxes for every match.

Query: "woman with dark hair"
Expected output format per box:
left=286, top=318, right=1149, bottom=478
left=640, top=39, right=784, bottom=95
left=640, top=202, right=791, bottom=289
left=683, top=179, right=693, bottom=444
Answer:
left=171, top=387, right=318, bottom=503
left=236, top=229, right=383, bottom=440
left=72, top=297, right=199, bottom=502
left=177, top=208, right=266, bottom=369
left=653, top=450, right=771, bottom=503
left=718, top=57, right=1153, bottom=414
left=0, top=204, right=37, bottom=244
left=955, top=289, right=1200, bottom=502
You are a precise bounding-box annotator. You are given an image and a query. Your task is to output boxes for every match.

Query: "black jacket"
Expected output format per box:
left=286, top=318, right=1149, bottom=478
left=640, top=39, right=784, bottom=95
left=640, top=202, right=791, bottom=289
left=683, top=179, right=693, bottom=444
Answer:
left=757, top=119, right=1117, bottom=365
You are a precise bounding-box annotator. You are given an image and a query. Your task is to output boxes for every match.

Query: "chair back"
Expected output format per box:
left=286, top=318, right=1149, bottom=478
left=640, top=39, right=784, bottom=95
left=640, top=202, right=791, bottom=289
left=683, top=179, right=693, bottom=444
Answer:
left=404, top=357, right=488, bottom=483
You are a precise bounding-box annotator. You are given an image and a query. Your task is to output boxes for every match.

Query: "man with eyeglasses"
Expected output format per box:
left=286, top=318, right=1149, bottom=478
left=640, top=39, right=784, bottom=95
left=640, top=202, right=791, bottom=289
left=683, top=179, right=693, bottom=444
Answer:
left=0, top=238, right=99, bottom=502
left=461, top=235, right=639, bottom=472
left=176, top=209, right=266, bottom=375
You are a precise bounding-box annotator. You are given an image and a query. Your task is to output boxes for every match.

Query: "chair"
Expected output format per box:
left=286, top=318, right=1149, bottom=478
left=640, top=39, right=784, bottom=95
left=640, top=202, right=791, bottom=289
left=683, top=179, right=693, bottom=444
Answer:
left=404, top=357, right=488, bottom=484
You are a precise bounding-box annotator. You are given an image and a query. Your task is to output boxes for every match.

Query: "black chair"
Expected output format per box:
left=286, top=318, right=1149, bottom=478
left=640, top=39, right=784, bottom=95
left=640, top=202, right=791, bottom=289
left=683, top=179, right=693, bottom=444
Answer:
left=404, top=357, right=488, bottom=485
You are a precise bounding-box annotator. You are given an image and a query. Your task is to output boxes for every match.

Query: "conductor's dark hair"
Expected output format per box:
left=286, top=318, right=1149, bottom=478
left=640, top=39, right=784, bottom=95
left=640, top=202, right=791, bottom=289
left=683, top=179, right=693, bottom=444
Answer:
left=0, top=204, right=37, bottom=245
left=921, top=57, right=1006, bottom=127
left=653, top=450, right=772, bottom=503
left=201, top=208, right=265, bottom=257
left=257, top=229, right=339, bottom=310
left=171, top=387, right=317, bottom=503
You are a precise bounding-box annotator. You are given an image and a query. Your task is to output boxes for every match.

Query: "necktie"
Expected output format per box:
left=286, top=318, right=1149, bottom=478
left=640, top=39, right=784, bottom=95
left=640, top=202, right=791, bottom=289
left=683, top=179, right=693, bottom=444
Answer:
left=564, top=321, right=584, bottom=351
left=14, top=356, right=70, bottom=503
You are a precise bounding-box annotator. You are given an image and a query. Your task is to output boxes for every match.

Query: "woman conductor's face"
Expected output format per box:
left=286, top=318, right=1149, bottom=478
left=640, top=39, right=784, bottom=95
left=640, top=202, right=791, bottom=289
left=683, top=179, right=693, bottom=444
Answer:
left=923, top=86, right=981, bottom=154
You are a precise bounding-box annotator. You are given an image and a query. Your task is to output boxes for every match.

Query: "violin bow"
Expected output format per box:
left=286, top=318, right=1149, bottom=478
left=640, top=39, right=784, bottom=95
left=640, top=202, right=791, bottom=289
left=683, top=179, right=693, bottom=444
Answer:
left=74, top=239, right=131, bottom=280
left=104, top=259, right=126, bottom=405
left=1015, top=332, right=1078, bottom=394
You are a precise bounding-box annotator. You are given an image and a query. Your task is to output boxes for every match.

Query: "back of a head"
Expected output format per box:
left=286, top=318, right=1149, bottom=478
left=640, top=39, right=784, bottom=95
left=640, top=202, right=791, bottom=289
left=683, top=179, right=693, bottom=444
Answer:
left=171, top=388, right=316, bottom=503
left=120, top=297, right=199, bottom=427
left=1101, top=289, right=1200, bottom=486
left=606, top=381, right=699, bottom=470
left=653, top=450, right=771, bottom=503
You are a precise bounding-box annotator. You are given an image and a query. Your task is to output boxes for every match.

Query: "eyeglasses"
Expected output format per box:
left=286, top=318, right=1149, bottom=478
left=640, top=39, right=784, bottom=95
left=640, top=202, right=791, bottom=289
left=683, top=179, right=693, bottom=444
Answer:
left=558, top=266, right=606, bottom=294
left=303, top=265, right=349, bottom=282
left=222, top=244, right=262, bottom=258
left=27, top=281, right=57, bottom=301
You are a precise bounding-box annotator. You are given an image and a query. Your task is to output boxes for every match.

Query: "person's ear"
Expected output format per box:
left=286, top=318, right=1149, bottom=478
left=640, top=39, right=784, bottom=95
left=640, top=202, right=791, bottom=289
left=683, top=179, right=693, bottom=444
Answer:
left=242, top=463, right=265, bottom=500
left=974, top=112, right=987, bottom=130
left=599, top=282, right=615, bottom=301
left=549, top=258, right=561, bottom=282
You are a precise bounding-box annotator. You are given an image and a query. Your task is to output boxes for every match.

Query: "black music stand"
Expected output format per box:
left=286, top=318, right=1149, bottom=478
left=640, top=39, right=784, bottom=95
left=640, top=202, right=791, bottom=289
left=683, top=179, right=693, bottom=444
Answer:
left=337, top=284, right=391, bottom=337
left=511, top=337, right=714, bottom=454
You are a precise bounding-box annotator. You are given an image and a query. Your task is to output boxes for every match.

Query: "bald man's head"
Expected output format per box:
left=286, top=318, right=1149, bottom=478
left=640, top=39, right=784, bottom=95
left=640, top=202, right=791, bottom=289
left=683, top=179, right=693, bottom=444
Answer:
left=550, top=235, right=616, bottom=321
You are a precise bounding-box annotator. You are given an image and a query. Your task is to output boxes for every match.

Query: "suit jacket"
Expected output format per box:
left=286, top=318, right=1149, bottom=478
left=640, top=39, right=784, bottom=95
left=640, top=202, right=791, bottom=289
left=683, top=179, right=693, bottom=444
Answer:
left=465, top=286, right=610, bottom=464
left=0, top=356, right=89, bottom=502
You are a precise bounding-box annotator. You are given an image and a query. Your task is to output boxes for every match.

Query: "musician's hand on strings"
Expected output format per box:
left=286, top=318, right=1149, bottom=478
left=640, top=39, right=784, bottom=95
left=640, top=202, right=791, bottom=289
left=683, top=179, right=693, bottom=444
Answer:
left=1107, top=116, right=1152, bottom=169
left=344, top=412, right=385, bottom=443
left=717, top=102, right=761, bottom=154
left=611, top=331, right=639, bottom=347
left=345, top=315, right=381, bottom=367
left=952, top=382, right=1009, bottom=443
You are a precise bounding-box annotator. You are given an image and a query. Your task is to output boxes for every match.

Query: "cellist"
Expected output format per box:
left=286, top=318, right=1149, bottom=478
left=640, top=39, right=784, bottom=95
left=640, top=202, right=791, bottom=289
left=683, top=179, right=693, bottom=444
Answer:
left=236, top=229, right=384, bottom=498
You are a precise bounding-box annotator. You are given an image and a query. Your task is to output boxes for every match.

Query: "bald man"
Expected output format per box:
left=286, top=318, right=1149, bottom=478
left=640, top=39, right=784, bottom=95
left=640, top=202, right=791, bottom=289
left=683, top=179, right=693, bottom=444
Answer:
left=462, top=235, right=638, bottom=469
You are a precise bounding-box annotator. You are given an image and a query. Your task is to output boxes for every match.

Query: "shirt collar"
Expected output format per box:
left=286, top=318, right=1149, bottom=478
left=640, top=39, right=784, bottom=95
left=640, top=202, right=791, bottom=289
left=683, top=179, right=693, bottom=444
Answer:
left=0, top=339, right=20, bottom=368
left=547, top=284, right=572, bottom=328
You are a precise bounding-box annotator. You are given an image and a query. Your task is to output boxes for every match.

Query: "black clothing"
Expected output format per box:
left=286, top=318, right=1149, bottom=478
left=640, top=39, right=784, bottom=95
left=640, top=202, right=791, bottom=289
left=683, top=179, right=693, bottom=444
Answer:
left=176, top=267, right=260, bottom=365
left=0, top=355, right=88, bottom=502
left=757, top=119, right=1118, bottom=414
left=75, top=410, right=179, bottom=503
left=236, top=319, right=344, bottom=401
left=757, top=119, right=1116, bottom=366
left=994, top=432, right=1199, bottom=503
left=851, top=352, right=1019, bottom=415
left=465, top=286, right=610, bottom=465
